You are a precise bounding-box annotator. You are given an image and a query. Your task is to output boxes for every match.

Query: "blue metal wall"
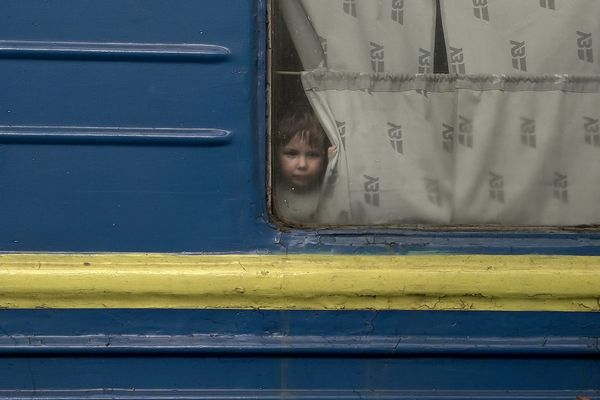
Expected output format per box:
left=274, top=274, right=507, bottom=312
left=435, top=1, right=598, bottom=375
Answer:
left=1, top=1, right=599, bottom=254
left=0, top=309, right=598, bottom=399
left=0, top=0, right=272, bottom=252
left=0, top=2, right=598, bottom=399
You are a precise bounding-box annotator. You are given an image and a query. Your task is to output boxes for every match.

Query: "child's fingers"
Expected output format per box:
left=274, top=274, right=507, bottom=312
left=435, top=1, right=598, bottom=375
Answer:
left=327, top=145, right=337, bottom=161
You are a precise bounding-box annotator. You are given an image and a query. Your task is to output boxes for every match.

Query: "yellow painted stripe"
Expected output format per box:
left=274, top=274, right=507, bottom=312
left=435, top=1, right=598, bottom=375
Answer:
left=0, top=253, right=598, bottom=311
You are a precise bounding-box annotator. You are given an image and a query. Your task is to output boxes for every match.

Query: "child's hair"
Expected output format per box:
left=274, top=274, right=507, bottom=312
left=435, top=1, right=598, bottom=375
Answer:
left=274, top=111, right=331, bottom=189
left=276, top=111, right=329, bottom=154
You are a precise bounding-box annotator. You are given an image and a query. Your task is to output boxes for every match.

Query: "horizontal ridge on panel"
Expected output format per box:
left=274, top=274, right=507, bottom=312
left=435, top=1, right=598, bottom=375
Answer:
left=0, top=40, right=231, bottom=61
left=0, top=334, right=595, bottom=356
left=0, top=389, right=596, bottom=400
left=0, top=125, right=233, bottom=145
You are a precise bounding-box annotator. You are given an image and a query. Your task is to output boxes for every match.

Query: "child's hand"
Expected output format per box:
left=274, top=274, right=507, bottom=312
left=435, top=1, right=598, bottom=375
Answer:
left=328, top=145, right=337, bottom=161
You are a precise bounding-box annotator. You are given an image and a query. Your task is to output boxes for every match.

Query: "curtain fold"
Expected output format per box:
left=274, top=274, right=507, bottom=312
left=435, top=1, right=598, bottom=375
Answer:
left=304, top=72, right=455, bottom=225
left=440, top=0, right=600, bottom=74
left=278, top=0, right=600, bottom=225
left=452, top=76, right=600, bottom=225
left=304, top=72, right=600, bottom=225
left=280, top=0, right=437, bottom=73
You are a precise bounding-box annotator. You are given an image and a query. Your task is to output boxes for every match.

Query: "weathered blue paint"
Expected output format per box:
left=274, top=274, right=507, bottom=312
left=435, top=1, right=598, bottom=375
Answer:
left=0, top=389, right=597, bottom=400
left=276, top=229, right=600, bottom=255
left=0, top=126, right=234, bottom=145
left=0, top=0, right=274, bottom=252
left=0, top=310, right=598, bottom=396
left=0, top=334, right=597, bottom=356
left=0, top=3, right=598, bottom=398
left=0, top=0, right=599, bottom=254
left=2, top=309, right=599, bottom=337
left=0, top=40, right=231, bottom=61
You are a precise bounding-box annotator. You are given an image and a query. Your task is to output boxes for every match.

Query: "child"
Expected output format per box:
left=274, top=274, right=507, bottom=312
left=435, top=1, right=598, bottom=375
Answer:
left=273, top=111, right=334, bottom=223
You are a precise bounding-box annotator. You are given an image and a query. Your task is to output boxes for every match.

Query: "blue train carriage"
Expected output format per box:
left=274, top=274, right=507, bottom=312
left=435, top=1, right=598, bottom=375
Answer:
left=0, top=1, right=599, bottom=399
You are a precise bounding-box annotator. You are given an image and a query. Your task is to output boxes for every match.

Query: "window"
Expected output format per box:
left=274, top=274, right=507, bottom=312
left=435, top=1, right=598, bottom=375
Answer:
left=270, top=0, right=600, bottom=227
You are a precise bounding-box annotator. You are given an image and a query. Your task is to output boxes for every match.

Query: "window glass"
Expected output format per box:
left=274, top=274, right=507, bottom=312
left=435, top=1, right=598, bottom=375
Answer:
left=270, top=0, right=600, bottom=227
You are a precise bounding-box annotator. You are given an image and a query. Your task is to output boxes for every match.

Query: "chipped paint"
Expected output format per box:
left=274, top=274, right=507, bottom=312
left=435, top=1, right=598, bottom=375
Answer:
left=0, top=254, right=598, bottom=311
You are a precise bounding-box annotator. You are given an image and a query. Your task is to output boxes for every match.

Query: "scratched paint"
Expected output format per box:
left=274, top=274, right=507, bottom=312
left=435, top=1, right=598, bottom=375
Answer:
left=0, top=253, right=598, bottom=311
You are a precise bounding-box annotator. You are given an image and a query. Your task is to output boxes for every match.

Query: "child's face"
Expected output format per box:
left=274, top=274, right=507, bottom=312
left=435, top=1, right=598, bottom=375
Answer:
left=278, top=134, right=325, bottom=190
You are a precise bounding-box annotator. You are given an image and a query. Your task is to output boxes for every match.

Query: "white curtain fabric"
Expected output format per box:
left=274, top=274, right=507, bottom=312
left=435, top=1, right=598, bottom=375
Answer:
left=440, top=0, right=600, bottom=74
left=305, top=73, right=600, bottom=225
left=279, top=0, right=437, bottom=73
left=280, top=0, right=600, bottom=226
left=452, top=76, right=600, bottom=225
left=304, top=73, right=455, bottom=224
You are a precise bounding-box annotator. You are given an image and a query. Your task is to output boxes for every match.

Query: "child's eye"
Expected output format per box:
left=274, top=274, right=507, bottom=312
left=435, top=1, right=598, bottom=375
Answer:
left=283, top=150, right=299, bottom=157
left=306, top=151, right=321, bottom=158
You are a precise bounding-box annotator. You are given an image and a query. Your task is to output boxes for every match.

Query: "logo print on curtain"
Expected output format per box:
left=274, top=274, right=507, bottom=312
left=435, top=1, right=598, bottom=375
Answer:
left=540, top=0, right=556, bottom=10
left=425, top=178, right=442, bottom=206
left=584, top=116, right=600, bottom=147
left=370, top=42, right=385, bottom=72
left=364, top=175, right=380, bottom=207
left=489, top=172, right=505, bottom=203
left=418, top=49, right=432, bottom=73
left=449, top=47, right=466, bottom=73
left=391, top=0, right=405, bottom=24
left=343, top=0, right=357, bottom=18
left=442, top=123, right=454, bottom=153
left=473, top=0, right=490, bottom=22
left=520, top=117, right=536, bottom=148
left=553, top=173, right=569, bottom=203
left=577, top=31, right=594, bottom=63
left=510, top=40, right=527, bottom=71
left=458, top=116, right=473, bottom=148
left=336, top=120, right=347, bottom=146
left=387, top=122, right=403, bottom=154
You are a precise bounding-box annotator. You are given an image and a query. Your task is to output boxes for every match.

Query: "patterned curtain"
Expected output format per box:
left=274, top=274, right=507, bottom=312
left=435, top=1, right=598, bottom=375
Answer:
left=280, top=0, right=600, bottom=225
left=441, top=0, right=599, bottom=74
left=441, top=0, right=600, bottom=225
left=279, top=0, right=436, bottom=73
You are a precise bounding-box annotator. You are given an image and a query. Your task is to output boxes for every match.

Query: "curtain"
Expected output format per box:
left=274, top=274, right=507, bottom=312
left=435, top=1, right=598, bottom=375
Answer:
left=451, top=76, right=600, bottom=225
left=440, top=0, right=600, bottom=74
left=280, top=0, right=600, bottom=225
left=279, top=0, right=436, bottom=73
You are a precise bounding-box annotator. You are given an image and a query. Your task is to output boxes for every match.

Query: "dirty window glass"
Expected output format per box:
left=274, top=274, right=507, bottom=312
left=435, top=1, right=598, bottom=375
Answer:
left=270, top=0, right=600, bottom=227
